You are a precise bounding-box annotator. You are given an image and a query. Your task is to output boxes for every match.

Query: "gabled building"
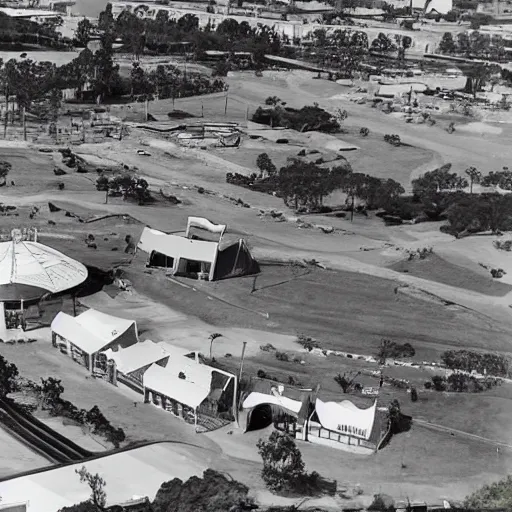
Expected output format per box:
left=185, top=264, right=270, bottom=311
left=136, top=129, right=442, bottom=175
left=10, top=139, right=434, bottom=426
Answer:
left=143, top=354, right=236, bottom=428
left=51, top=309, right=138, bottom=373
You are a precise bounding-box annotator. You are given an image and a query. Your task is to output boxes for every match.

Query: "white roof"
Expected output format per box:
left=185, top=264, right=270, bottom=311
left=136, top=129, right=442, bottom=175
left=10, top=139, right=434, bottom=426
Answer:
left=143, top=354, right=234, bottom=409
left=242, top=392, right=302, bottom=414
left=51, top=309, right=137, bottom=354
left=0, top=240, right=87, bottom=293
left=315, top=398, right=376, bottom=441
left=143, top=363, right=211, bottom=409
left=102, top=341, right=169, bottom=375
left=137, top=227, right=218, bottom=264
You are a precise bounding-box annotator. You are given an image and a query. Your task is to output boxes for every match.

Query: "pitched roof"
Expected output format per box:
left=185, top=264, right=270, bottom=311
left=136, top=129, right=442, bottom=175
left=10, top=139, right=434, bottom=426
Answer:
left=102, top=341, right=169, bottom=375
left=51, top=309, right=137, bottom=355
left=143, top=363, right=211, bottom=409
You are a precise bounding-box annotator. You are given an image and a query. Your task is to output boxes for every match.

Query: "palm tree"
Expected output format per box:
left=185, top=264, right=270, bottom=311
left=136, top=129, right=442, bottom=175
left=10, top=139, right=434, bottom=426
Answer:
left=209, top=333, right=223, bottom=360
left=465, top=166, right=482, bottom=194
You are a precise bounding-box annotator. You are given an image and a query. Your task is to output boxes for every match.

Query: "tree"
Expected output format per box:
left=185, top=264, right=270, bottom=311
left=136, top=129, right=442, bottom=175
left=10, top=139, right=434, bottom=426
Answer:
left=257, top=431, right=306, bottom=492
left=370, top=33, right=397, bottom=53
left=75, top=18, right=93, bottom=47
left=0, top=160, right=12, bottom=187
left=115, top=11, right=146, bottom=59
left=40, top=377, right=64, bottom=411
left=465, top=475, right=512, bottom=509
left=208, top=332, right=223, bottom=360
left=456, top=32, right=471, bottom=56
left=75, top=466, right=107, bottom=511
left=439, top=32, right=456, bottom=54
left=334, top=373, right=351, bottom=393
left=0, top=355, right=18, bottom=397
left=465, top=63, right=500, bottom=98
left=256, top=153, right=276, bottom=178
left=98, top=3, right=115, bottom=32
left=277, top=160, right=344, bottom=211
left=388, top=399, right=402, bottom=434
left=412, top=164, right=468, bottom=197
left=465, top=166, right=482, bottom=194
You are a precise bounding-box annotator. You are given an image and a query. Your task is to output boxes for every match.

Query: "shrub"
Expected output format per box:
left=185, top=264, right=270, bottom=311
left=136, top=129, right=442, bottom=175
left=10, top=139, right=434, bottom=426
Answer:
left=257, top=369, right=267, bottom=379
left=334, top=373, right=351, bottom=393
left=431, top=375, right=447, bottom=391
left=410, top=387, right=418, bottom=402
left=0, top=355, right=19, bottom=397
left=360, top=127, right=369, bottom=137
left=260, top=343, right=276, bottom=352
left=296, top=334, right=320, bottom=352
left=384, top=134, right=401, bottom=146
left=275, top=351, right=290, bottom=362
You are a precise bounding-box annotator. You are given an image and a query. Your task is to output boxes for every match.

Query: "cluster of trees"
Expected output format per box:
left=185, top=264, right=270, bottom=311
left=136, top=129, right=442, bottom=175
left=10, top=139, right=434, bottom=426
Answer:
left=82, top=5, right=288, bottom=66
left=377, top=339, right=415, bottom=363
left=252, top=101, right=342, bottom=133
left=96, top=174, right=153, bottom=205
left=465, top=475, right=512, bottom=510
left=439, top=30, right=506, bottom=61
left=441, top=350, right=510, bottom=377
left=426, top=373, right=501, bottom=392
left=308, top=28, right=369, bottom=78
left=130, top=62, right=227, bottom=102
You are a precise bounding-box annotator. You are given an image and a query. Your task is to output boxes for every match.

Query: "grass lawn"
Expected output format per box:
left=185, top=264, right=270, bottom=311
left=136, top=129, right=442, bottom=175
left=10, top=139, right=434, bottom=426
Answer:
left=390, top=254, right=512, bottom=297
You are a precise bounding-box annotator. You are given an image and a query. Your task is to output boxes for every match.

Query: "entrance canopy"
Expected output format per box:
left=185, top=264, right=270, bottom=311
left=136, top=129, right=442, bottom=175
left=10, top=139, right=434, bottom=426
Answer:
left=0, top=239, right=87, bottom=301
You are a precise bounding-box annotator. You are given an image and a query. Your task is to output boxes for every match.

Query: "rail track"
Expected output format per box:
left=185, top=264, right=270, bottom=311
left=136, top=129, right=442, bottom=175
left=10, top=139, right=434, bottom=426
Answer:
left=0, top=399, right=92, bottom=465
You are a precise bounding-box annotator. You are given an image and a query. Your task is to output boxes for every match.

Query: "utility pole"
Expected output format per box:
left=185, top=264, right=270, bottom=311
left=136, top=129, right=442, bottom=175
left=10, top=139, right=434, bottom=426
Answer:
left=224, top=93, right=228, bottom=116
left=239, top=341, right=247, bottom=383
left=22, top=106, right=26, bottom=141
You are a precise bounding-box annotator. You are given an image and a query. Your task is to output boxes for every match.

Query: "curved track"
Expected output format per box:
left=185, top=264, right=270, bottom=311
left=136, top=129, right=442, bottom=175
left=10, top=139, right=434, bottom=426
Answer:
left=0, top=399, right=92, bottom=465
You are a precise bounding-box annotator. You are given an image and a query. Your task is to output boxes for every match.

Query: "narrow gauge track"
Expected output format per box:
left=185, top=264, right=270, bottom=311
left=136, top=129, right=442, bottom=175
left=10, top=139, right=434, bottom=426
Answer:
left=0, top=399, right=92, bottom=464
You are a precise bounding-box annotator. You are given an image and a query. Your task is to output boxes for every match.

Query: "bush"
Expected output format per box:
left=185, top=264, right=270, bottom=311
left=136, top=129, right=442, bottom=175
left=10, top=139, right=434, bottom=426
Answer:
left=296, top=334, right=320, bottom=351
left=384, top=134, right=401, bottom=146
left=260, top=343, right=276, bottom=352
left=257, top=369, right=267, bottom=379
left=431, top=375, right=447, bottom=391
left=275, top=351, right=290, bottom=362
left=360, top=127, right=369, bottom=137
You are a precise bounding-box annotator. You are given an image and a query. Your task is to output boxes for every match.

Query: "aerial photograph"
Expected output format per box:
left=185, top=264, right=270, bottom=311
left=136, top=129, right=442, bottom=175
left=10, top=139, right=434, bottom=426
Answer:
left=0, top=0, right=512, bottom=510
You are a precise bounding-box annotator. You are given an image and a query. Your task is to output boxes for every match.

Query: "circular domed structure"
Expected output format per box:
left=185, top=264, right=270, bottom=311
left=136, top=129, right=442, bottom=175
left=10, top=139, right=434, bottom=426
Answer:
left=0, top=230, right=88, bottom=337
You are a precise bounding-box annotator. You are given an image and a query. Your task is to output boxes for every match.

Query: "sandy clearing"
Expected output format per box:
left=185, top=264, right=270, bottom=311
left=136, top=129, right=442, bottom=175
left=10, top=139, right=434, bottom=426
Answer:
left=79, top=289, right=298, bottom=358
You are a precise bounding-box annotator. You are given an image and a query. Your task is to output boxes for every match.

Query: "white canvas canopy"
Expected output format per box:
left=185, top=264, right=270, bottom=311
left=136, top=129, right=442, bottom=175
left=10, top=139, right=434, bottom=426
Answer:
left=51, top=309, right=138, bottom=355
left=315, top=398, right=376, bottom=440
left=242, top=392, right=302, bottom=415
left=102, top=340, right=169, bottom=375
left=0, top=239, right=87, bottom=300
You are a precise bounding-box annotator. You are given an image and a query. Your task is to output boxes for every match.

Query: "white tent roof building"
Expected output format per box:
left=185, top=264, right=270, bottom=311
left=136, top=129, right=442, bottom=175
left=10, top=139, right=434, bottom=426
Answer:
left=0, top=237, right=87, bottom=300
left=51, top=309, right=139, bottom=372
left=314, top=398, right=377, bottom=441
left=102, top=340, right=169, bottom=375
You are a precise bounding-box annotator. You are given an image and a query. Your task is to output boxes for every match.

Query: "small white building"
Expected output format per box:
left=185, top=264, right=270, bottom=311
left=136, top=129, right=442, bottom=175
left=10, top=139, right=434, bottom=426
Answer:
left=99, top=340, right=198, bottom=392
left=143, top=354, right=236, bottom=427
left=51, top=309, right=138, bottom=373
